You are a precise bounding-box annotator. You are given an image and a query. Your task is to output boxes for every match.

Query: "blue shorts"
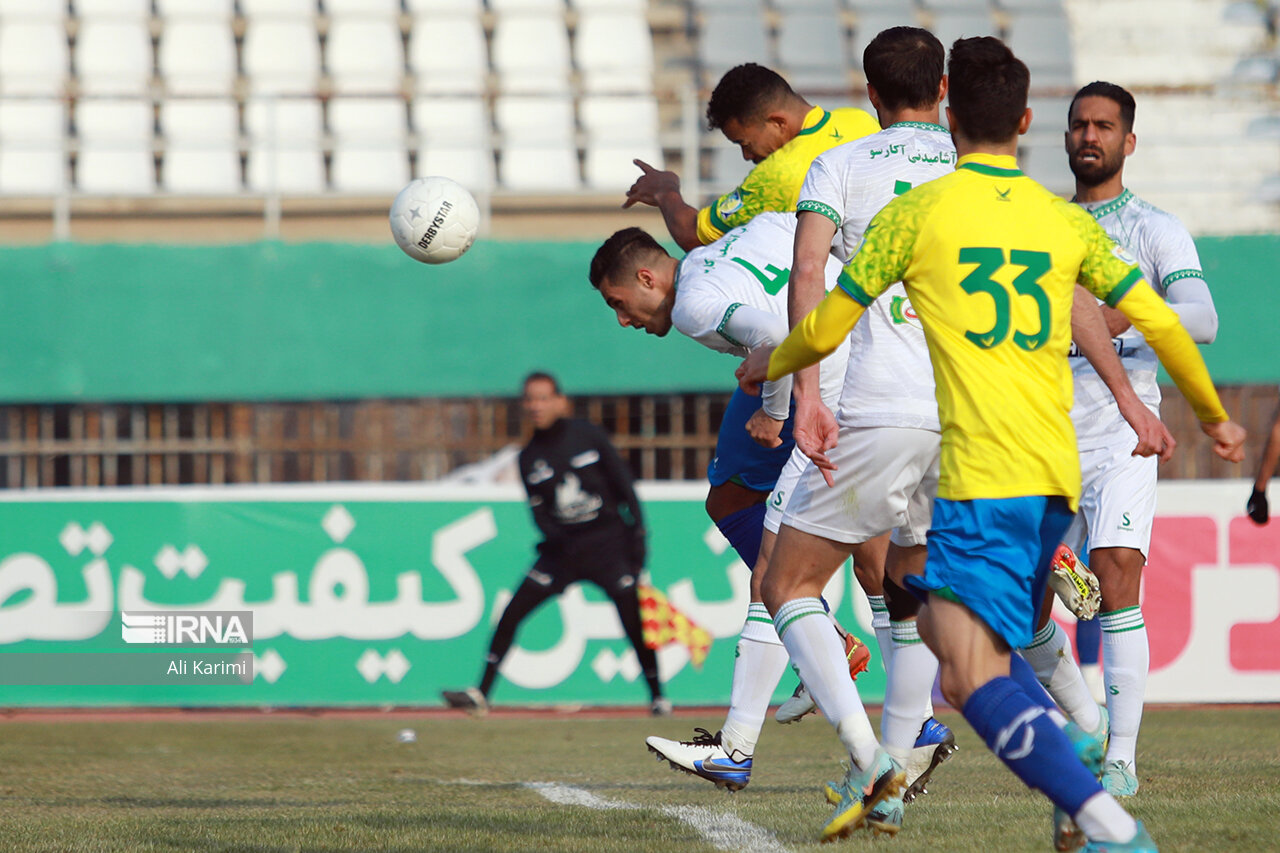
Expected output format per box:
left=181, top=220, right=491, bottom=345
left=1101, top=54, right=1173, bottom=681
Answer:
left=707, top=387, right=795, bottom=492
left=906, top=495, right=1074, bottom=650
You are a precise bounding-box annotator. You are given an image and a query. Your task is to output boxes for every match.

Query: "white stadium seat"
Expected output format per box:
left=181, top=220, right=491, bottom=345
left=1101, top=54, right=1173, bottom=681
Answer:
left=573, top=11, right=654, bottom=94
left=491, top=12, right=572, bottom=94
left=414, top=96, right=494, bottom=192
left=75, top=99, right=156, bottom=194
left=243, top=19, right=321, bottom=95
left=0, top=22, right=69, bottom=96
left=580, top=94, right=660, bottom=190
left=326, top=16, right=404, bottom=95
left=494, top=94, right=579, bottom=190
left=0, top=99, right=67, bottom=193
left=159, top=20, right=238, bottom=96
left=74, top=0, right=151, bottom=18
left=161, top=98, right=242, bottom=193
left=239, top=0, right=318, bottom=16
left=776, top=7, right=850, bottom=94
left=324, top=0, right=401, bottom=14
left=0, top=0, right=66, bottom=20
left=328, top=96, right=410, bottom=193
left=489, top=0, right=566, bottom=10
left=155, top=0, right=236, bottom=18
left=75, top=20, right=154, bottom=97
left=410, top=16, right=488, bottom=96
left=404, top=0, right=482, bottom=12
left=245, top=97, right=326, bottom=193
left=698, top=9, right=769, bottom=85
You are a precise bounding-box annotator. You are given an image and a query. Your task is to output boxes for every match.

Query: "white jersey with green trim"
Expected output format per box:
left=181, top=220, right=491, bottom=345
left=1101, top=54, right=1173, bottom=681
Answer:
left=1070, top=189, right=1212, bottom=449
left=797, top=121, right=955, bottom=431
left=672, top=211, right=849, bottom=417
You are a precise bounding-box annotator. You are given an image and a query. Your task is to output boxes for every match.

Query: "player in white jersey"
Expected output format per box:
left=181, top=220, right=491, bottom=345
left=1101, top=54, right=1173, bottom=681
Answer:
left=1019, top=83, right=1218, bottom=815
left=776, top=29, right=958, bottom=827
left=588, top=211, right=857, bottom=791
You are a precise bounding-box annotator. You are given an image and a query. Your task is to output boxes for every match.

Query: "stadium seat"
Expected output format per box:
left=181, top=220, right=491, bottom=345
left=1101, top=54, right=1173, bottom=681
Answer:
left=928, top=10, right=998, bottom=49
left=580, top=94, right=660, bottom=190
left=0, top=99, right=67, bottom=194
left=491, top=12, right=572, bottom=94
left=919, top=0, right=992, bottom=9
left=709, top=141, right=750, bottom=189
left=849, top=11, right=916, bottom=67
left=160, top=99, right=242, bottom=193
left=323, top=0, right=401, bottom=14
left=1017, top=139, right=1075, bottom=196
left=155, top=0, right=236, bottom=18
left=843, top=0, right=917, bottom=12
left=239, top=0, right=318, bottom=16
left=998, top=0, right=1064, bottom=9
left=570, top=0, right=646, bottom=10
left=75, top=20, right=154, bottom=97
left=573, top=10, right=655, bottom=95
left=326, top=16, right=405, bottom=95
left=75, top=99, right=156, bottom=194
left=328, top=96, right=411, bottom=193
left=74, top=0, right=152, bottom=17
left=776, top=6, right=850, bottom=94
left=243, top=18, right=321, bottom=95
left=1006, top=9, right=1074, bottom=90
left=410, top=15, right=488, bottom=96
left=245, top=96, right=326, bottom=193
left=0, top=0, right=66, bottom=19
left=158, top=20, right=238, bottom=97
left=414, top=96, right=494, bottom=192
left=698, top=8, right=770, bottom=86
left=488, top=0, right=567, bottom=10
left=1026, top=94, right=1071, bottom=139
left=0, top=21, right=68, bottom=96
left=404, top=0, right=482, bottom=12
left=494, top=94, right=579, bottom=190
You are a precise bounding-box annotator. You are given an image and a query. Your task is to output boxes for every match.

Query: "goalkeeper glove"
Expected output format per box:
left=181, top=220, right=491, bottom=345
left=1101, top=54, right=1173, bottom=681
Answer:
left=1247, top=488, right=1269, bottom=525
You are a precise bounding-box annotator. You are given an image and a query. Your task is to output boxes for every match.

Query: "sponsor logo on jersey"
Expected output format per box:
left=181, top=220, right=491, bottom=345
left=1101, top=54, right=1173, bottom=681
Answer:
left=995, top=186, right=1012, bottom=202
left=717, top=190, right=745, bottom=217
left=1118, top=512, right=1134, bottom=531
left=889, top=296, right=922, bottom=328
left=528, top=459, right=554, bottom=484
left=1111, top=243, right=1138, bottom=266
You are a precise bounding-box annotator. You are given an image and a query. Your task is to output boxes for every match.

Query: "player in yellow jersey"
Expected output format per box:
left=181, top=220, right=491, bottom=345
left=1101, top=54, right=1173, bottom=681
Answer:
left=739, top=38, right=1245, bottom=852
left=623, top=63, right=879, bottom=251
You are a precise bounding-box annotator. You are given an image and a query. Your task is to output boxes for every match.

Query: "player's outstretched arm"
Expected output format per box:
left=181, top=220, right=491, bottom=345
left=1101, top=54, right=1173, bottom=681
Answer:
left=1071, top=285, right=1175, bottom=461
left=1112, top=283, right=1246, bottom=462
left=623, top=160, right=700, bottom=251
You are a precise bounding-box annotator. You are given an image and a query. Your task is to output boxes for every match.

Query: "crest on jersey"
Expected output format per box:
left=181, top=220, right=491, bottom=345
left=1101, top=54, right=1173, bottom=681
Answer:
left=1111, top=243, right=1138, bottom=266
left=717, top=190, right=745, bottom=217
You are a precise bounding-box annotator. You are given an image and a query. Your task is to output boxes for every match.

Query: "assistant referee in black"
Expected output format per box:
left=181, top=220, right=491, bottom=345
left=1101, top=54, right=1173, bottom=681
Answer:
left=442, top=372, right=669, bottom=715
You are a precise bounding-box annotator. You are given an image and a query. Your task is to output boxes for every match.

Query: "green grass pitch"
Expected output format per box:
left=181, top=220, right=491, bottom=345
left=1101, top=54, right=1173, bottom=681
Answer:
left=0, top=705, right=1274, bottom=852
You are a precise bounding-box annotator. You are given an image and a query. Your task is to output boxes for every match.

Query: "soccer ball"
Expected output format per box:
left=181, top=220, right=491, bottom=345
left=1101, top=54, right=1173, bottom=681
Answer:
left=389, top=176, right=480, bottom=264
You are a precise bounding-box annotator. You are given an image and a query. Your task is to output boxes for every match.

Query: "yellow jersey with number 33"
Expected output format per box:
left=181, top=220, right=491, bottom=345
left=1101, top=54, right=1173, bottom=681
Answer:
left=768, top=153, right=1228, bottom=508
left=696, top=105, right=879, bottom=245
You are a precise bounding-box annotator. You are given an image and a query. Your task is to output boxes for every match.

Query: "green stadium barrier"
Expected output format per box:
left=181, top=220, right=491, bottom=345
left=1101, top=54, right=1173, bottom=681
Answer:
left=0, top=236, right=1274, bottom=403
left=0, top=483, right=881, bottom=707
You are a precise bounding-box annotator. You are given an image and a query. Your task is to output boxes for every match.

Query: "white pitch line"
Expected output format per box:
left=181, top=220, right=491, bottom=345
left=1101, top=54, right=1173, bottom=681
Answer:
left=524, top=782, right=792, bottom=853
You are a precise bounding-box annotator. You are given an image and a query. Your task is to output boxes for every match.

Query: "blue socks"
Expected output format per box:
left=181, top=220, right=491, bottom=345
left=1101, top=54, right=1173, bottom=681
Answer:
left=963, top=676, right=1103, bottom=816
left=715, top=502, right=767, bottom=570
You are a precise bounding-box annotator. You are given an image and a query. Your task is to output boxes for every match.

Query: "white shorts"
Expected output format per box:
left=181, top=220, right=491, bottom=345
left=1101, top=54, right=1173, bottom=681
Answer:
left=1063, top=443, right=1158, bottom=559
left=778, top=425, right=940, bottom=546
left=764, top=446, right=809, bottom=535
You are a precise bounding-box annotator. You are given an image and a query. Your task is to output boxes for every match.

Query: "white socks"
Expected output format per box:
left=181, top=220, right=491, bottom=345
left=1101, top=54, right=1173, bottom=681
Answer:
left=1101, top=607, right=1148, bottom=769
left=866, top=594, right=893, bottom=673
left=775, top=597, right=878, bottom=769
left=1021, top=621, right=1102, bottom=734
left=881, top=619, right=939, bottom=765
left=1074, top=791, right=1138, bottom=844
left=721, top=602, right=789, bottom=758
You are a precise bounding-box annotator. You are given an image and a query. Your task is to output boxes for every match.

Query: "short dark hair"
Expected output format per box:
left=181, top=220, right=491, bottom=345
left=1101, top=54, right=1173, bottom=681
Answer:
left=706, top=63, right=797, bottom=130
left=863, top=27, right=945, bottom=112
left=588, top=227, right=670, bottom=290
left=946, top=36, right=1029, bottom=143
left=522, top=371, right=561, bottom=395
left=1070, top=81, right=1136, bottom=132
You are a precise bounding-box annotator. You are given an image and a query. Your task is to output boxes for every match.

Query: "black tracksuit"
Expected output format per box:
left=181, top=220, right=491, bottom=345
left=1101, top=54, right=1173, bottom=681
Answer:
left=477, top=417, right=663, bottom=702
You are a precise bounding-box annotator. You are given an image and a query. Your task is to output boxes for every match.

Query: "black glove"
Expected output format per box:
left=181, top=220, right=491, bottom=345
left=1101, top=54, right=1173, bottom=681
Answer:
left=628, top=526, right=647, bottom=567
left=1247, top=489, right=1269, bottom=525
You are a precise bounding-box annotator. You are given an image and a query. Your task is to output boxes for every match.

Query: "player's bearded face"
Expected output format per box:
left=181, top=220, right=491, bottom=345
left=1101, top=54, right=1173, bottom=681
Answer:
left=600, top=280, right=673, bottom=337
left=1066, top=96, right=1131, bottom=187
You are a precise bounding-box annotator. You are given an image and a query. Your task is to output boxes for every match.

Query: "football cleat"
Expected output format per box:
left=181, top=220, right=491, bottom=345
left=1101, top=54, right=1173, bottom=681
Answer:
left=1063, top=720, right=1106, bottom=778
left=1048, top=544, right=1102, bottom=621
left=650, top=697, right=673, bottom=717
left=1102, top=760, right=1139, bottom=797
left=1083, top=821, right=1158, bottom=852
left=844, top=631, right=871, bottom=680
left=821, top=749, right=905, bottom=842
left=904, top=717, right=958, bottom=802
left=441, top=687, right=489, bottom=717
left=867, top=791, right=904, bottom=837
left=775, top=683, right=817, bottom=724
left=645, top=728, right=752, bottom=791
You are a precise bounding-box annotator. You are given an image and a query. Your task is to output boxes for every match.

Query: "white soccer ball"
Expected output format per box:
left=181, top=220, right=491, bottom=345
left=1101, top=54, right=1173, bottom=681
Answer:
left=389, top=176, right=480, bottom=264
